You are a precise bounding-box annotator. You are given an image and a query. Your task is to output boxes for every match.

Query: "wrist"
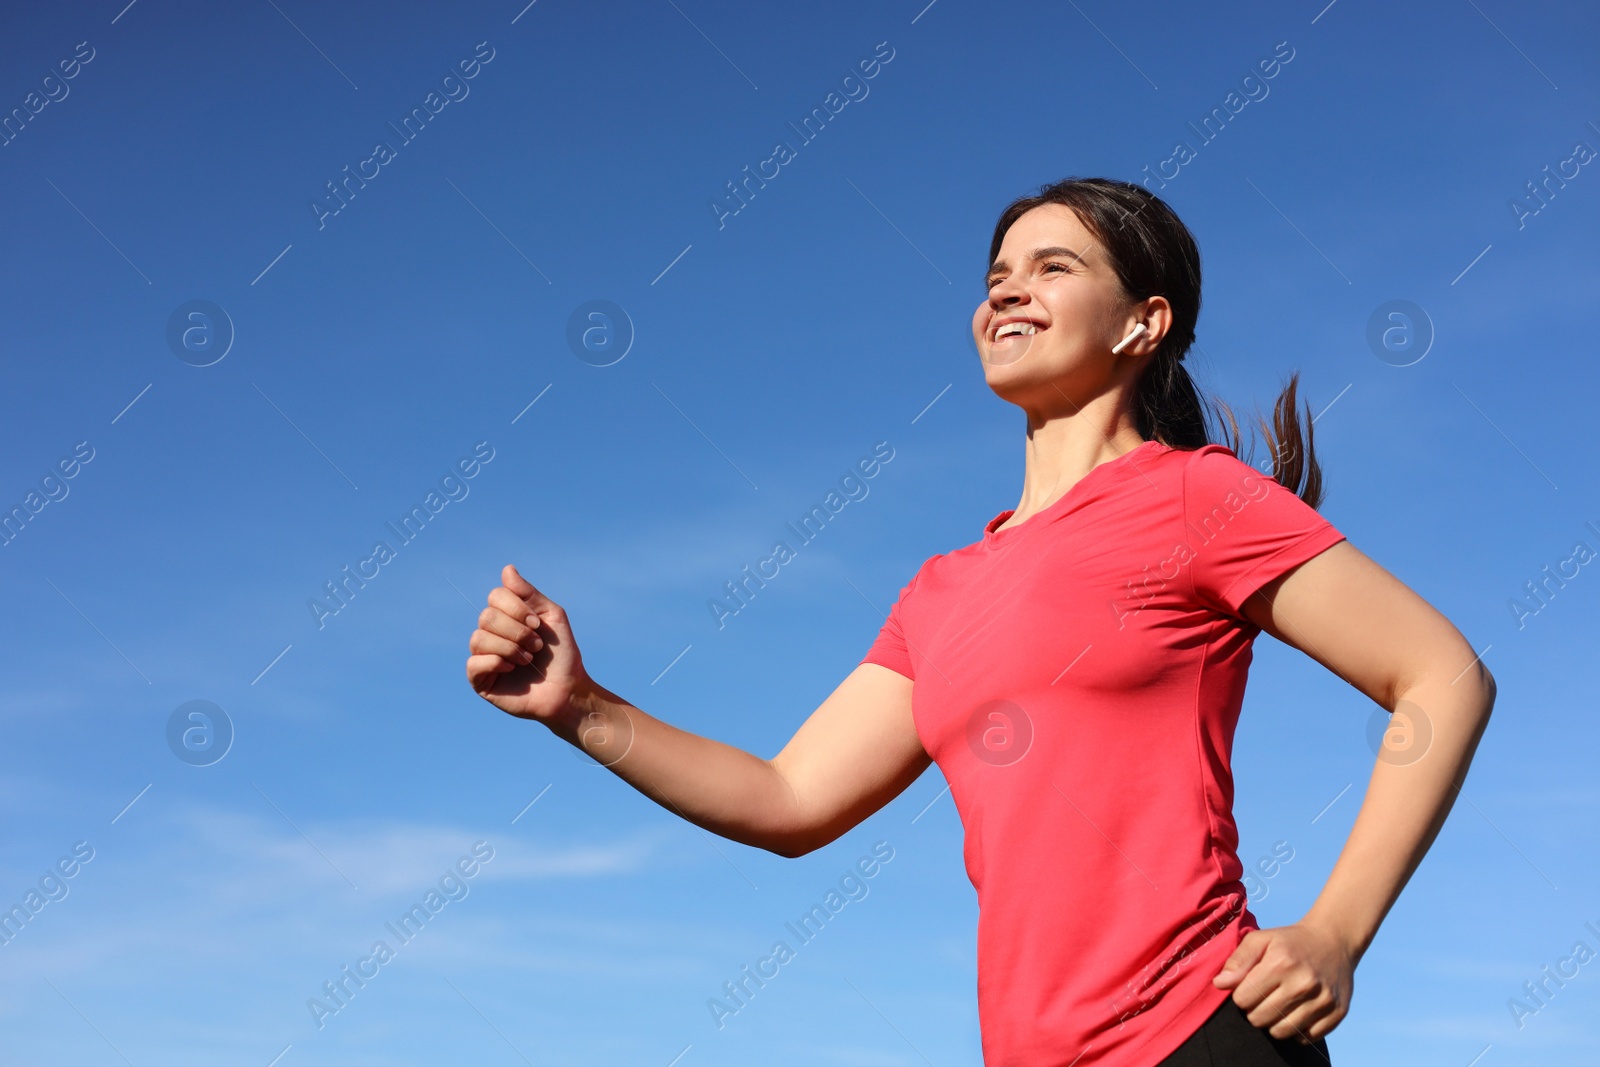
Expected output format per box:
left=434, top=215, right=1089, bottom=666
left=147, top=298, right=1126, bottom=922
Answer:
left=548, top=678, right=635, bottom=768
left=1300, top=906, right=1372, bottom=965
left=543, top=675, right=601, bottom=738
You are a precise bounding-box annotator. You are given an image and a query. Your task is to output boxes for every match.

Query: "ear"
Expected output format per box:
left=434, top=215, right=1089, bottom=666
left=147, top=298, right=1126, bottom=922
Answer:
left=1117, top=296, right=1173, bottom=359
left=1139, top=295, right=1175, bottom=352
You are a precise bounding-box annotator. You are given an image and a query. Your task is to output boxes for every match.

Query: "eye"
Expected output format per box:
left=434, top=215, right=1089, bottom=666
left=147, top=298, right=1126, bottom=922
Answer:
left=1042, top=261, right=1071, bottom=274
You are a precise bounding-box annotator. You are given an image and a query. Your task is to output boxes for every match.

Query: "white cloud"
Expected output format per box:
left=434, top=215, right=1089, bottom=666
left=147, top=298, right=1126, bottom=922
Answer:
left=0, top=800, right=676, bottom=997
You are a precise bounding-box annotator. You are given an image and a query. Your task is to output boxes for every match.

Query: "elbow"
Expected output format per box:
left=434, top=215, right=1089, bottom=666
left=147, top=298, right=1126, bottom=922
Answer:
left=1464, top=653, right=1497, bottom=715
left=768, top=822, right=845, bottom=859
left=764, top=758, right=823, bottom=859
left=1434, top=642, right=1497, bottom=718
left=767, top=836, right=811, bottom=860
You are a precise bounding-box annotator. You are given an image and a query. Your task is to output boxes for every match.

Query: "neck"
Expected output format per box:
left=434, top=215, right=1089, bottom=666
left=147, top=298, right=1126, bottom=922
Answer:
left=1006, top=408, right=1146, bottom=526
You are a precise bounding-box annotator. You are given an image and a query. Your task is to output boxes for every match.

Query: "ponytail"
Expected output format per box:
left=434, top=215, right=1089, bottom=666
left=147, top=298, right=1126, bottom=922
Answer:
left=1131, top=343, right=1207, bottom=450
left=1212, top=371, right=1325, bottom=510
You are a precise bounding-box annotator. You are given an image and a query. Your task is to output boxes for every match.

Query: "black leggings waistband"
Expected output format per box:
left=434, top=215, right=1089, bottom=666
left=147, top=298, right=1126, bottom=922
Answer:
left=1155, top=995, right=1333, bottom=1066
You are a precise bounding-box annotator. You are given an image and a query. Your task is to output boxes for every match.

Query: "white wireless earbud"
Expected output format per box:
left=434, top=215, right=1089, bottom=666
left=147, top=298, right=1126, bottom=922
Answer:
left=1111, top=323, right=1148, bottom=355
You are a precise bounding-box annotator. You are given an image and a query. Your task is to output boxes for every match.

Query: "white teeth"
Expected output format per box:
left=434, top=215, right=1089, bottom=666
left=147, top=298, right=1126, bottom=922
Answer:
left=995, top=322, right=1038, bottom=339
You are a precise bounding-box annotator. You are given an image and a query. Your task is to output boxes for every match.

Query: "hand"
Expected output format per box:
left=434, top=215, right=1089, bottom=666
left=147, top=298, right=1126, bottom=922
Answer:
left=1212, top=919, right=1354, bottom=1043
left=466, top=564, right=590, bottom=724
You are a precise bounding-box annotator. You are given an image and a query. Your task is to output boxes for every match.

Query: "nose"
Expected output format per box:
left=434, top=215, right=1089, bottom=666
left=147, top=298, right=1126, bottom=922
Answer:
left=986, top=271, right=1030, bottom=309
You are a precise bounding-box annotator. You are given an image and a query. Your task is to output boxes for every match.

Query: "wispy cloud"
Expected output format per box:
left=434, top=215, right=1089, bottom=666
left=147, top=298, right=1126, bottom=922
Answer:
left=0, top=802, right=673, bottom=989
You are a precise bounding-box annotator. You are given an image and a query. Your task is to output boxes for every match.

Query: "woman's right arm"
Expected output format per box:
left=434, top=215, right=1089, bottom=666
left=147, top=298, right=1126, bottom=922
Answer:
left=465, top=564, right=930, bottom=859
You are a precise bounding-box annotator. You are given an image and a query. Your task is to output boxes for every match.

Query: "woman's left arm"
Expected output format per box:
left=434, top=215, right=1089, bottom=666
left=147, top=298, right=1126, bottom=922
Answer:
left=1211, top=538, right=1497, bottom=1043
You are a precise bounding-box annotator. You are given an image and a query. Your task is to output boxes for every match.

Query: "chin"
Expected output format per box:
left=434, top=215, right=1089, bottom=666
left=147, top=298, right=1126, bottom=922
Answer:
left=982, top=352, right=1091, bottom=402
left=981, top=363, right=1050, bottom=403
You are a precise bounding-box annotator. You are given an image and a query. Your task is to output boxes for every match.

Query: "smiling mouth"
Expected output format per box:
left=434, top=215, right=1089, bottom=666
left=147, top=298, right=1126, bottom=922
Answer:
left=992, top=322, right=1043, bottom=343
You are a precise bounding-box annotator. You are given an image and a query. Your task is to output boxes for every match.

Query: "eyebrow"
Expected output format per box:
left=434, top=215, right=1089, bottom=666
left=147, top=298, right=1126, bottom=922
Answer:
left=985, top=245, right=1088, bottom=283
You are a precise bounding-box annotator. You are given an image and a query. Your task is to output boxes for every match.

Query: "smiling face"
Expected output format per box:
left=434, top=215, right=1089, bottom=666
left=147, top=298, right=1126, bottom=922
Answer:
left=973, top=202, right=1165, bottom=413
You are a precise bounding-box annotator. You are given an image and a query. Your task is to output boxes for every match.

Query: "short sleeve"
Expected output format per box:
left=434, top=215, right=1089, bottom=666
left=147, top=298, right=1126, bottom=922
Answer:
left=859, top=560, right=930, bottom=681
left=1182, top=445, right=1347, bottom=620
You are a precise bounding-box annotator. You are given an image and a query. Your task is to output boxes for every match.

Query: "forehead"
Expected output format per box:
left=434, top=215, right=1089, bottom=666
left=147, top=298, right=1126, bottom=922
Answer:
left=993, top=203, right=1100, bottom=260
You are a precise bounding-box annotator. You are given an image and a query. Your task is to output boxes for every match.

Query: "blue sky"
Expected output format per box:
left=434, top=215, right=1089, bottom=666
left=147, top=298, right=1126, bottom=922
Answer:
left=1, top=1, right=1597, bottom=1064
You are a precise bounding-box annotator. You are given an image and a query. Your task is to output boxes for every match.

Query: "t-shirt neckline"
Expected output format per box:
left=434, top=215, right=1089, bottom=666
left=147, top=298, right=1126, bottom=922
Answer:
left=984, top=439, right=1167, bottom=544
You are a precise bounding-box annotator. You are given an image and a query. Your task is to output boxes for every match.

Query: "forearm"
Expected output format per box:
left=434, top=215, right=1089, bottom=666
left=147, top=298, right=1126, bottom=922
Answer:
left=1301, top=666, right=1496, bottom=964
left=546, top=678, right=804, bottom=857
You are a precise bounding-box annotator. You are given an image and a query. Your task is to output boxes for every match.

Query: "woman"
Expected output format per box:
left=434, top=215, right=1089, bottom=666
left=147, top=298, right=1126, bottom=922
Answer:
left=465, top=177, right=1496, bottom=1066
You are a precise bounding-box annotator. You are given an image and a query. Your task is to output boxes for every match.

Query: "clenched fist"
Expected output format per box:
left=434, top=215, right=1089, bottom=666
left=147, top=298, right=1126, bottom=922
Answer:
left=466, top=564, right=590, bottom=724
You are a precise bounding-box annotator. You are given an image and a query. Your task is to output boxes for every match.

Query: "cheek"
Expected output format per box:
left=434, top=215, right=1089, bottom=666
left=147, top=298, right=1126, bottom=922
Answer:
left=1043, top=284, right=1090, bottom=320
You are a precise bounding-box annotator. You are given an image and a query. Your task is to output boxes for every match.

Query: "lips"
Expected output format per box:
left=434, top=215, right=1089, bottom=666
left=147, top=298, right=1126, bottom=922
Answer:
left=990, top=317, right=1045, bottom=343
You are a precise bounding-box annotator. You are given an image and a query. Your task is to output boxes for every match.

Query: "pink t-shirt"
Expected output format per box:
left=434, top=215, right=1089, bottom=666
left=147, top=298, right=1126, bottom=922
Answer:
left=861, top=440, right=1347, bottom=1066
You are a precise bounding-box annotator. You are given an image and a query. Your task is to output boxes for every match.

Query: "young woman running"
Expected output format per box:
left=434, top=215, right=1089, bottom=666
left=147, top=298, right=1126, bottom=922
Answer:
left=465, top=177, right=1496, bottom=1066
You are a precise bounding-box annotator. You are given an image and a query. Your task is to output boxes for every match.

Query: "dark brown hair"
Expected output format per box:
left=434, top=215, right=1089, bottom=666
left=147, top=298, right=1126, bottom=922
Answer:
left=987, top=176, right=1325, bottom=509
